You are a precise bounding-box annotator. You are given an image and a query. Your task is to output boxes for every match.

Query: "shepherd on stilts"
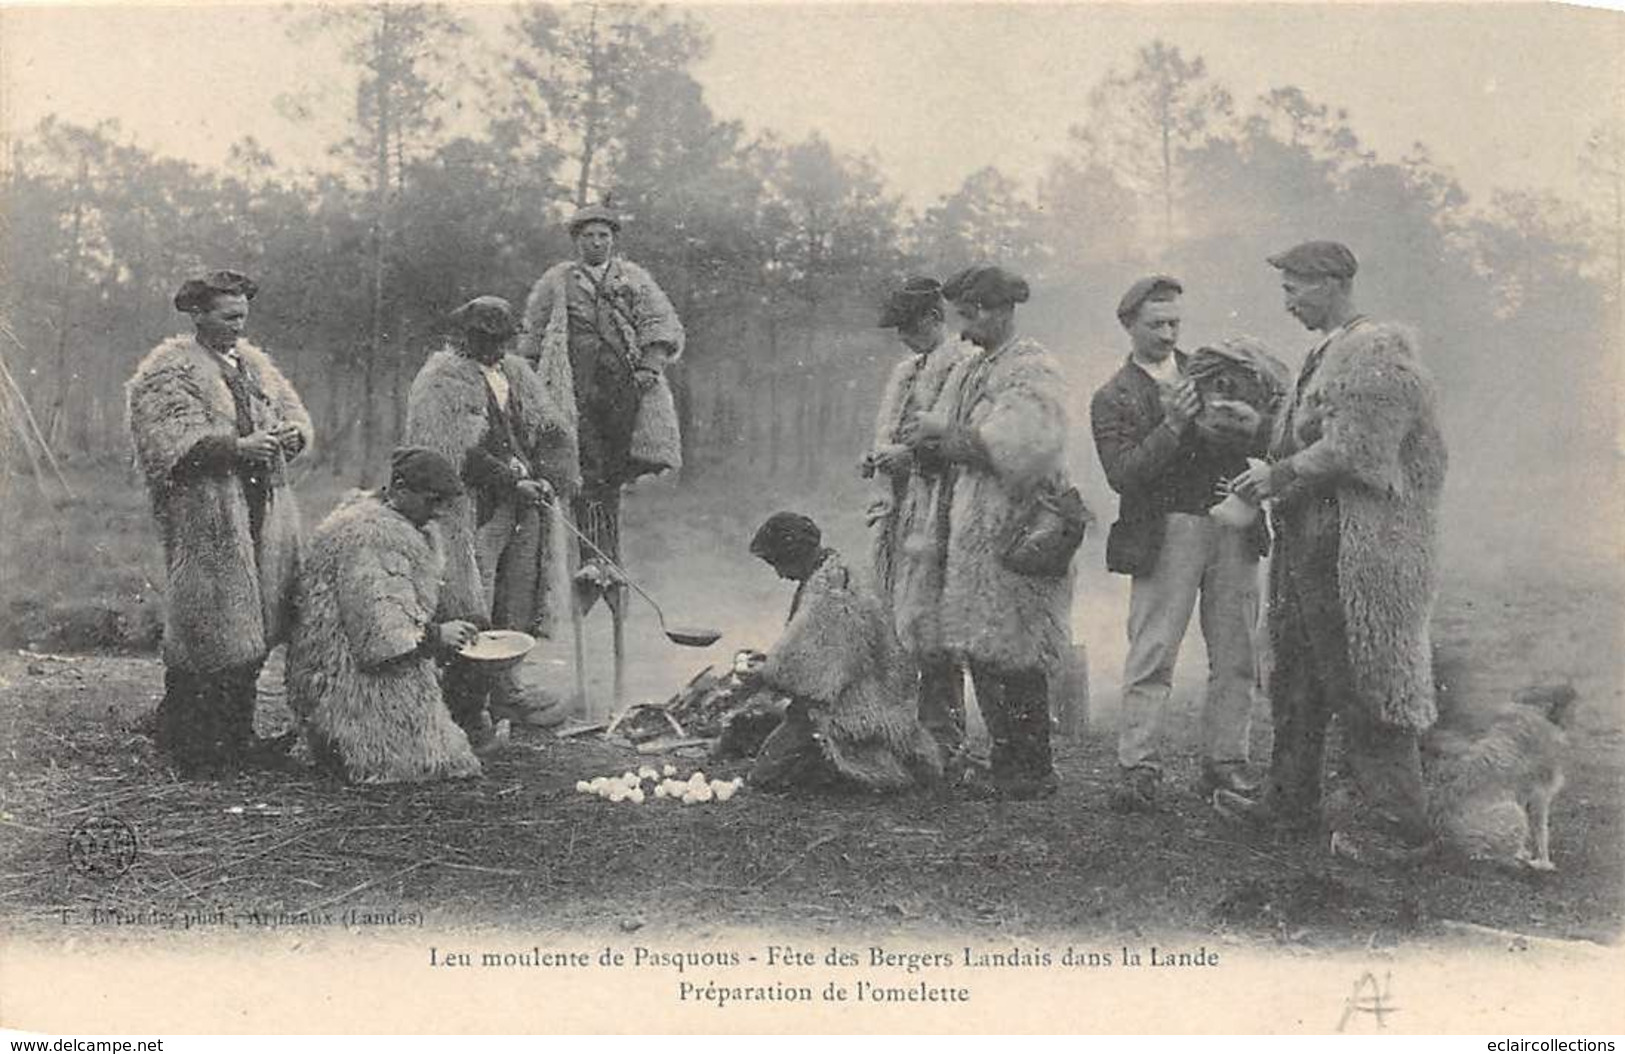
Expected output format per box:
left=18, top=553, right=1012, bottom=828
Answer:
left=520, top=203, right=685, bottom=710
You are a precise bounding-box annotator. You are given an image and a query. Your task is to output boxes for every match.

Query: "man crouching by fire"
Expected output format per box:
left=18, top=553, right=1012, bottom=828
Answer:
left=286, top=448, right=484, bottom=784
left=740, top=512, right=943, bottom=794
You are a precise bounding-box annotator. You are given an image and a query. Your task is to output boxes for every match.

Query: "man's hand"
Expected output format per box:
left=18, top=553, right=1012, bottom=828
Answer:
left=435, top=620, right=479, bottom=652
left=516, top=479, right=552, bottom=506
left=1230, top=459, right=1277, bottom=502
left=1195, top=398, right=1262, bottom=448
left=273, top=422, right=304, bottom=454
left=635, top=343, right=673, bottom=391
left=869, top=443, right=913, bottom=476
left=898, top=410, right=950, bottom=450
left=734, top=656, right=767, bottom=689
left=236, top=430, right=282, bottom=463
left=1160, top=378, right=1201, bottom=430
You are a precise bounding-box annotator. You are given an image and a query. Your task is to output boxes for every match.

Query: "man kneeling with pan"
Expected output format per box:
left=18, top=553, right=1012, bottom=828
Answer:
left=287, top=447, right=492, bottom=784
left=742, top=512, right=943, bottom=794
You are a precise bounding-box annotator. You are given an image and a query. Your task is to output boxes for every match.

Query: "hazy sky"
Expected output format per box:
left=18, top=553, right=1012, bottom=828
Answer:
left=1, top=2, right=1620, bottom=211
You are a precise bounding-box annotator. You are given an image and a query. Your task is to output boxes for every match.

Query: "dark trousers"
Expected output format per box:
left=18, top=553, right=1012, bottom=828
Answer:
left=1263, top=506, right=1429, bottom=843
left=441, top=659, right=493, bottom=736
left=916, top=657, right=967, bottom=762
left=748, top=700, right=837, bottom=792
left=156, top=661, right=262, bottom=774
left=569, top=333, right=639, bottom=493
left=969, top=661, right=1052, bottom=784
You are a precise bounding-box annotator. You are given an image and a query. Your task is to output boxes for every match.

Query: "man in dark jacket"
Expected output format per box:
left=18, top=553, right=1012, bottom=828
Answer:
left=1090, top=275, right=1271, bottom=812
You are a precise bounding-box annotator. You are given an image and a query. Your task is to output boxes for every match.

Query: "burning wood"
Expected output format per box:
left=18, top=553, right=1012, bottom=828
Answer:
left=601, top=651, right=789, bottom=759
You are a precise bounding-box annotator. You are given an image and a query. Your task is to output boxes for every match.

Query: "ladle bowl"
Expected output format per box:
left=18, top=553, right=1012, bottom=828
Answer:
left=541, top=495, right=724, bottom=648
left=664, top=625, right=723, bottom=648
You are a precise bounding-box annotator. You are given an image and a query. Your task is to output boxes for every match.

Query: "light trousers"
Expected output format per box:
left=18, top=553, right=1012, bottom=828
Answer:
left=1117, top=512, right=1259, bottom=771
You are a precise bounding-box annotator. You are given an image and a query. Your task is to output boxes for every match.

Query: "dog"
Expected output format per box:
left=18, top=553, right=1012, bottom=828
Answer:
left=1421, top=683, right=1578, bottom=871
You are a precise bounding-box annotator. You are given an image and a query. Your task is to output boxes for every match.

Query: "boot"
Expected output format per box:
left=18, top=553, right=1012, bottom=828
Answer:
left=1110, top=765, right=1161, bottom=813
left=1199, top=760, right=1258, bottom=797
left=1002, top=670, right=1058, bottom=800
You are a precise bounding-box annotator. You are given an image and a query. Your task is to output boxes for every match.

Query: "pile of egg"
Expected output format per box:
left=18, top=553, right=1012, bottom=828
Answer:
left=575, top=764, right=743, bottom=805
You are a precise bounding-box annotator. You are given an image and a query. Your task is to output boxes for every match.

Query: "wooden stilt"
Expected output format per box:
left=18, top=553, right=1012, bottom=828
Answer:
left=564, top=504, right=590, bottom=719
left=609, top=583, right=627, bottom=708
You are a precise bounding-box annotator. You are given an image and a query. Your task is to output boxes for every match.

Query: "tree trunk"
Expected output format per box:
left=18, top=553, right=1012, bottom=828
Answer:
left=575, top=3, right=603, bottom=206
left=361, top=14, right=394, bottom=487
left=1159, top=97, right=1174, bottom=247
left=48, top=154, right=88, bottom=455
left=766, top=313, right=780, bottom=476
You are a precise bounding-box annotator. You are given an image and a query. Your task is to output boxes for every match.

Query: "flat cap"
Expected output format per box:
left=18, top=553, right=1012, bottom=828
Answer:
left=567, top=203, right=622, bottom=235
left=174, top=269, right=258, bottom=313
left=749, top=511, right=822, bottom=563
left=1266, top=240, right=1358, bottom=279
left=942, top=265, right=1030, bottom=310
left=1116, top=274, right=1183, bottom=325
left=389, top=446, right=463, bottom=498
left=878, top=276, right=944, bottom=329
left=448, top=296, right=517, bottom=339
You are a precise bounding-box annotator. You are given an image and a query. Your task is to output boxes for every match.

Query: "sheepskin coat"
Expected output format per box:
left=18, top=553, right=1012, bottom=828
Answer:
left=761, top=553, right=943, bottom=790
left=520, top=257, right=685, bottom=482
left=287, top=491, right=480, bottom=784
left=868, top=335, right=974, bottom=658
left=403, top=347, right=576, bottom=624
left=1268, top=319, right=1448, bottom=732
left=931, top=337, right=1075, bottom=674
left=125, top=335, right=312, bottom=673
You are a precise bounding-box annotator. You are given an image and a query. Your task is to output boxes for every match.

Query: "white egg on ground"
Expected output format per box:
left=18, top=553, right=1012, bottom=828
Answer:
left=628, top=788, right=646, bottom=804
left=637, top=766, right=658, bottom=781
left=662, top=764, right=677, bottom=777
left=713, top=782, right=737, bottom=803
left=575, top=780, right=591, bottom=793
left=654, top=784, right=668, bottom=798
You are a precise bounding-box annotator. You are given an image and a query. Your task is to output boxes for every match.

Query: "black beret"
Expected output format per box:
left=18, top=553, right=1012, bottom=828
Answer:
left=1115, top=274, right=1183, bottom=326
left=1266, top=241, right=1358, bottom=279
left=878, top=276, right=944, bottom=329
left=568, top=203, right=622, bottom=235
left=449, top=296, right=517, bottom=339
left=173, top=270, right=258, bottom=313
left=389, top=446, right=463, bottom=498
left=749, top=511, right=822, bottom=563
left=942, top=265, right=1030, bottom=310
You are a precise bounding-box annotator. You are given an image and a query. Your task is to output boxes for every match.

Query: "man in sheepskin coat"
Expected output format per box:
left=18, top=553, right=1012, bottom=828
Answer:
left=518, top=204, right=684, bottom=606
left=403, top=297, right=576, bottom=739
left=126, top=270, right=313, bottom=776
left=1091, top=275, right=1276, bottom=813
left=900, top=266, right=1075, bottom=800
left=1222, top=241, right=1448, bottom=863
left=287, top=448, right=483, bottom=784
left=745, top=513, right=943, bottom=794
left=864, top=276, right=975, bottom=766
